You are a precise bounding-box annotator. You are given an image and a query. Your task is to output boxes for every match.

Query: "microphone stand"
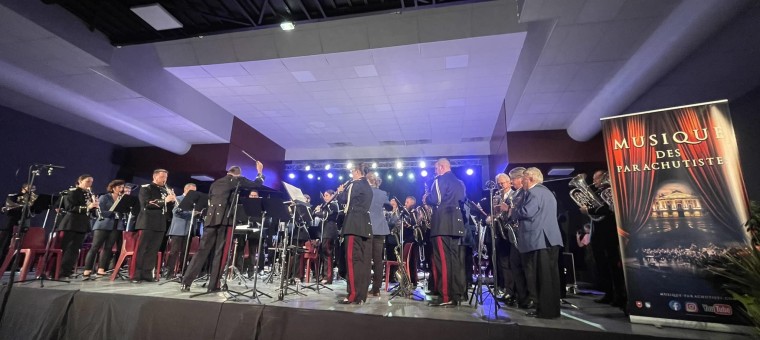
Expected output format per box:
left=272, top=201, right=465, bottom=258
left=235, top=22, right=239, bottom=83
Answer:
left=467, top=183, right=501, bottom=317
left=0, top=164, right=63, bottom=324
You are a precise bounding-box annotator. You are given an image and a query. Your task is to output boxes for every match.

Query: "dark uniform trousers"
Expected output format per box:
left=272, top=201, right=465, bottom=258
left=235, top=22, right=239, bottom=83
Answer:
left=320, top=238, right=335, bottom=283
left=60, top=231, right=86, bottom=277
left=345, top=234, right=371, bottom=302
left=523, top=245, right=561, bottom=318
left=370, top=235, right=385, bottom=293
left=134, top=230, right=164, bottom=280
left=431, top=235, right=465, bottom=303
left=84, top=229, right=120, bottom=272
left=165, top=235, right=187, bottom=277
left=496, top=238, right=529, bottom=304
left=182, top=225, right=229, bottom=289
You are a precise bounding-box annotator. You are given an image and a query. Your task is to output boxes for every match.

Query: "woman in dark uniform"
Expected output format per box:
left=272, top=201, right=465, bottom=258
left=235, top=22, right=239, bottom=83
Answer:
left=82, top=179, right=125, bottom=278
left=58, top=174, right=99, bottom=278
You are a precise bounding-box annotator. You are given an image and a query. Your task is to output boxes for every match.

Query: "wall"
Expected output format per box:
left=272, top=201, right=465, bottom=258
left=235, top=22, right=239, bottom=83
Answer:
left=0, top=105, right=121, bottom=226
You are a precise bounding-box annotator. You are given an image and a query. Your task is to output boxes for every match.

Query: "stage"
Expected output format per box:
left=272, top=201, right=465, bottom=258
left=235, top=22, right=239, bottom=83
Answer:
left=0, top=273, right=748, bottom=340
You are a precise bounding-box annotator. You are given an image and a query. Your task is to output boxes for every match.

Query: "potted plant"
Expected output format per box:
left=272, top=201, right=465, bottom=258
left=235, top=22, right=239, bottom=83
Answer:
left=709, top=201, right=760, bottom=336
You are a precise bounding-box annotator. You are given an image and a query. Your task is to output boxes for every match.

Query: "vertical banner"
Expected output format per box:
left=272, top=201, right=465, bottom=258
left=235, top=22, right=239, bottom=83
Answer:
left=601, top=100, right=751, bottom=331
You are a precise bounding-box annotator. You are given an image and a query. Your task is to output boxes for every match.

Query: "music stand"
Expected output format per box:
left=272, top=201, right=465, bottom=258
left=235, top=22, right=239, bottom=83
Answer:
left=262, top=198, right=290, bottom=284
left=160, top=191, right=207, bottom=286
left=235, top=197, right=273, bottom=303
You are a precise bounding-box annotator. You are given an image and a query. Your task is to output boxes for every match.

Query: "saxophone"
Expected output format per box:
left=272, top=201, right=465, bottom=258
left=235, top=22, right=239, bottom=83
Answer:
left=392, top=228, right=415, bottom=296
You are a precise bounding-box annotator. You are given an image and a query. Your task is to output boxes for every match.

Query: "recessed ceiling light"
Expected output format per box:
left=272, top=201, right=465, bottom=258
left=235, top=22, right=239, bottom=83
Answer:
left=130, top=4, right=183, bottom=31
left=291, top=71, right=316, bottom=82
left=445, top=54, right=469, bottom=69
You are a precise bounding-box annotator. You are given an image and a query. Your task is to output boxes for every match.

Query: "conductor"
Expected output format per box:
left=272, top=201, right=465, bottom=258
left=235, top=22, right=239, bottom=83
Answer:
left=180, top=162, right=265, bottom=292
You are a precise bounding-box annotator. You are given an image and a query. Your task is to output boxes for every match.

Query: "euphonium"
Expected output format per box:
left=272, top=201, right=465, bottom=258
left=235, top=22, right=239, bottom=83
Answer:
left=568, top=174, right=605, bottom=210
left=598, top=172, right=615, bottom=212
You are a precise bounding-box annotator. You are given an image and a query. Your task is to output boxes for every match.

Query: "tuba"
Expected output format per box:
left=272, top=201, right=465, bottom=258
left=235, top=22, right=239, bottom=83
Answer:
left=569, top=174, right=605, bottom=210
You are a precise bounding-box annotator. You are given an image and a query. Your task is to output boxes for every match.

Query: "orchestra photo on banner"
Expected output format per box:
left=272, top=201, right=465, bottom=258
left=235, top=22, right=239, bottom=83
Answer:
left=1, top=158, right=623, bottom=319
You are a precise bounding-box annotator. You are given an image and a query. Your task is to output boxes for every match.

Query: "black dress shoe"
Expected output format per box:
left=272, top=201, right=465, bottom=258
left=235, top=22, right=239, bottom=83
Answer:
left=519, top=301, right=536, bottom=309
left=505, top=296, right=517, bottom=307
left=130, top=279, right=142, bottom=284
left=180, top=284, right=190, bottom=292
left=526, top=311, right=538, bottom=317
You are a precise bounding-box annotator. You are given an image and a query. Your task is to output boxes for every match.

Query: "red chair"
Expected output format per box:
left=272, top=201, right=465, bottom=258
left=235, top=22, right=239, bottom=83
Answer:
left=110, top=231, right=162, bottom=281
left=302, top=240, right=319, bottom=283
left=0, top=227, right=62, bottom=281
left=384, top=243, right=414, bottom=291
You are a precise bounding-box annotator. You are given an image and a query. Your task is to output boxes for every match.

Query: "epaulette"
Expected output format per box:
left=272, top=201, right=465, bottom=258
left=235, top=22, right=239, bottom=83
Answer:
left=141, top=184, right=151, bottom=187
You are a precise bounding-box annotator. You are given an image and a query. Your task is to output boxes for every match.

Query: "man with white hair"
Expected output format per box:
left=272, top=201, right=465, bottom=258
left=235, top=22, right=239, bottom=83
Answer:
left=423, top=158, right=466, bottom=306
left=513, top=167, right=563, bottom=319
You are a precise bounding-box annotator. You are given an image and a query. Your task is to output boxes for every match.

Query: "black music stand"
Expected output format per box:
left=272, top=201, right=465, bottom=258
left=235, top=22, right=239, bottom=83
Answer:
left=466, top=196, right=501, bottom=317
left=235, top=197, right=273, bottom=303
left=160, top=191, right=207, bottom=285
left=262, top=198, right=290, bottom=284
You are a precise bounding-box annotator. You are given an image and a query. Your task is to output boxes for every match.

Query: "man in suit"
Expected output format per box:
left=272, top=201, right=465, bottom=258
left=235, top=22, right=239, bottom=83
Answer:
left=181, top=163, right=264, bottom=292
left=336, top=163, right=373, bottom=304
left=513, top=167, right=564, bottom=319
left=133, top=169, right=176, bottom=283
left=424, top=158, right=466, bottom=307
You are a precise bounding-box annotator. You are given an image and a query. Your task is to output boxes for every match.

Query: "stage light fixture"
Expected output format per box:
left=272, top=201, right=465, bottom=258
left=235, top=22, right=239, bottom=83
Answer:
left=387, top=174, right=393, bottom=180
left=324, top=164, right=331, bottom=170
left=371, top=162, right=378, bottom=169
left=408, top=173, right=415, bottom=180
left=346, top=162, right=353, bottom=169
left=397, top=171, right=403, bottom=177
left=327, top=173, right=334, bottom=178
left=288, top=173, right=296, bottom=179
left=307, top=173, right=314, bottom=179
left=396, top=161, right=403, bottom=169
left=317, top=176, right=321, bottom=180
left=421, top=170, right=428, bottom=177
left=466, top=168, right=474, bottom=176
left=339, top=175, right=344, bottom=180
left=280, top=21, right=295, bottom=31
left=304, top=165, right=311, bottom=171
left=418, top=160, right=426, bottom=168
left=374, top=172, right=379, bottom=178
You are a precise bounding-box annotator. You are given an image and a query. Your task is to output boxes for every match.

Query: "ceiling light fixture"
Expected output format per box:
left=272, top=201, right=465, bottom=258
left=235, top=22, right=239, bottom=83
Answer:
left=130, top=4, right=183, bottom=31
left=280, top=21, right=295, bottom=31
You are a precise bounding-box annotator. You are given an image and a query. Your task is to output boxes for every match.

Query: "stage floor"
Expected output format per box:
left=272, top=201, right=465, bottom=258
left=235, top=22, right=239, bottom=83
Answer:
left=1, top=271, right=749, bottom=340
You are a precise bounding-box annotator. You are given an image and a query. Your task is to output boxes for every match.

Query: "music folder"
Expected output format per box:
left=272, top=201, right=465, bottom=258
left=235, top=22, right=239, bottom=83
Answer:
left=178, top=190, right=208, bottom=212
left=281, top=181, right=308, bottom=204
left=112, top=195, right=139, bottom=214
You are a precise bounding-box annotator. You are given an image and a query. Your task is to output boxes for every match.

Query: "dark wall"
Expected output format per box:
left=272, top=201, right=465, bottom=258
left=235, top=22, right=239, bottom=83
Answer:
left=0, top=105, right=121, bottom=226
left=727, top=86, right=760, bottom=201
left=228, top=118, right=285, bottom=190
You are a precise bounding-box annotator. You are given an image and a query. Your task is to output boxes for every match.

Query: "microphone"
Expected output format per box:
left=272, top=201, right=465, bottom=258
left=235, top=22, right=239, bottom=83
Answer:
left=483, top=180, right=497, bottom=190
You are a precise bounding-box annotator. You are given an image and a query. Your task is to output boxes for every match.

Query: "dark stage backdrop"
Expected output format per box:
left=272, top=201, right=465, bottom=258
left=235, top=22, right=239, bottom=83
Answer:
left=0, top=106, right=122, bottom=227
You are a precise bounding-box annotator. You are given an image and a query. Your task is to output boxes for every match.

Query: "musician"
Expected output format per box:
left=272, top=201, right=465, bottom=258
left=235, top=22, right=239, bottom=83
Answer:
left=336, top=163, right=373, bottom=304
left=57, top=175, right=99, bottom=278
left=367, top=172, right=390, bottom=296
left=83, top=180, right=126, bottom=277
left=181, top=163, right=264, bottom=292
left=506, top=167, right=531, bottom=309
left=165, top=183, right=197, bottom=278
left=132, top=169, right=176, bottom=283
left=313, top=190, right=340, bottom=284
left=0, top=184, right=36, bottom=266
left=424, top=158, right=466, bottom=307
left=402, top=196, right=421, bottom=287
left=582, top=170, right=625, bottom=308
left=489, top=173, right=519, bottom=305
left=513, top=167, right=563, bottom=319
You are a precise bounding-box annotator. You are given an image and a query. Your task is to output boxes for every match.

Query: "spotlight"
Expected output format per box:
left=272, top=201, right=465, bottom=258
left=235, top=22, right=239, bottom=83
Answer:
left=327, top=173, right=334, bottom=179
left=317, top=176, right=321, bottom=180
left=397, top=171, right=403, bottom=177
left=418, top=160, right=426, bottom=168
left=307, top=173, right=314, bottom=179
left=374, top=172, right=379, bottom=177
left=421, top=170, right=428, bottom=177
left=371, top=162, right=378, bottom=169
left=466, top=168, right=474, bottom=176
left=387, top=174, right=393, bottom=180
left=339, top=175, right=344, bottom=180
left=324, top=164, right=331, bottom=170
left=408, top=173, right=415, bottom=180
left=288, top=173, right=295, bottom=179
left=396, top=161, right=403, bottom=169
left=280, top=21, right=295, bottom=31
left=346, top=162, right=353, bottom=169
left=304, top=165, right=311, bottom=171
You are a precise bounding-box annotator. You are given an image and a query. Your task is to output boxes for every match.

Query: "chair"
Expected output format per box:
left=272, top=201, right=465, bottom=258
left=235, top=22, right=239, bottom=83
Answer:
left=110, top=231, right=162, bottom=281
left=302, top=240, right=319, bottom=283
left=0, top=227, right=62, bottom=281
left=384, top=243, right=413, bottom=291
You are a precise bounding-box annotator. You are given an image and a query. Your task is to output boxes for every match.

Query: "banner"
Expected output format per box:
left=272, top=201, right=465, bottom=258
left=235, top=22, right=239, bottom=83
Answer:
left=601, top=100, right=751, bottom=331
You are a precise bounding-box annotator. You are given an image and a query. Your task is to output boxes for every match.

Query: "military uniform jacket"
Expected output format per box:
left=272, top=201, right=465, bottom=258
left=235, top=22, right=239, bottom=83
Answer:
left=337, top=178, right=373, bottom=238
left=136, top=183, right=175, bottom=232
left=314, top=200, right=340, bottom=239
left=57, top=188, right=93, bottom=233
left=3, top=192, right=31, bottom=230
left=205, top=175, right=263, bottom=227
left=425, top=171, right=466, bottom=238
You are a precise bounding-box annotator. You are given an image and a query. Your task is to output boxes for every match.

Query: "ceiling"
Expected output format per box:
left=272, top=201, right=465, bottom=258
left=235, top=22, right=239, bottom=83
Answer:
left=1, top=0, right=759, bottom=161
left=43, top=0, right=485, bottom=46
